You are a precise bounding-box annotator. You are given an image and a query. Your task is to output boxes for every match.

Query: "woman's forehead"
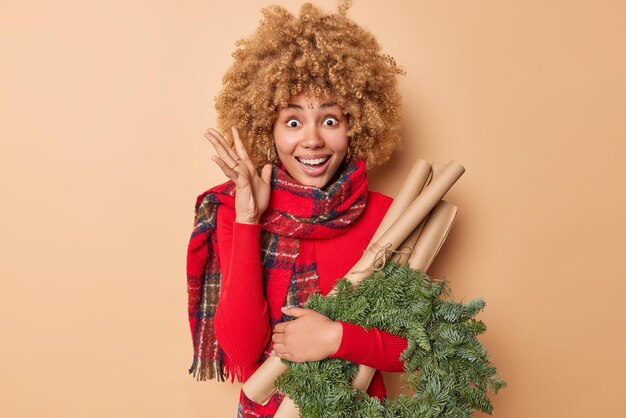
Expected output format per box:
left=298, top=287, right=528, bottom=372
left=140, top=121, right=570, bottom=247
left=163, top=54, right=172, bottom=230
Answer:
left=283, top=93, right=340, bottom=110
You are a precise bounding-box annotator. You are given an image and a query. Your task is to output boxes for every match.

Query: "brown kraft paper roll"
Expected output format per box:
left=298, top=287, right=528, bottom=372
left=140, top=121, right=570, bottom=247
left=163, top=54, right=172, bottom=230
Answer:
left=344, top=160, right=464, bottom=285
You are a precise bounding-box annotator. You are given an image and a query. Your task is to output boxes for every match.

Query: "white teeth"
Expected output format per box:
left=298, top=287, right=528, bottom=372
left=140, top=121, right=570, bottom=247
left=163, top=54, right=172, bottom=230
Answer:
left=297, top=156, right=329, bottom=165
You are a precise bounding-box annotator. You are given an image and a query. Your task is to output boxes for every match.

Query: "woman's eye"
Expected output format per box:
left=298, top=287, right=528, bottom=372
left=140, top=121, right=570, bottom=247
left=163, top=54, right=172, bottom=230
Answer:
left=287, top=119, right=301, bottom=128
left=323, top=117, right=339, bottom=127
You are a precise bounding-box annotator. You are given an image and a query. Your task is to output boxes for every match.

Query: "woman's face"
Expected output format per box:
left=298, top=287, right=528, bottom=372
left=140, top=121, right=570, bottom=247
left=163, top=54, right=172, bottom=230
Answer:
left=272, top=94, right=349, bottom=188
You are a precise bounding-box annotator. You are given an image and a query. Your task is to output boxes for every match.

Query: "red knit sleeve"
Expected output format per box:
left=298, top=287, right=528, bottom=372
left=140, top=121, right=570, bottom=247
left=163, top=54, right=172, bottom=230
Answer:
left=213, top=205, right=271, bottom=367
left=328, top=321, right=408, bottom=372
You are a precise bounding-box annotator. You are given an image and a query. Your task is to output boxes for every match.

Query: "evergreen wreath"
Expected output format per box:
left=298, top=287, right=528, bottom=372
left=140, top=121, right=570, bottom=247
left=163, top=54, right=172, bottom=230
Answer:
left=275, top=262, right=506, bottom=417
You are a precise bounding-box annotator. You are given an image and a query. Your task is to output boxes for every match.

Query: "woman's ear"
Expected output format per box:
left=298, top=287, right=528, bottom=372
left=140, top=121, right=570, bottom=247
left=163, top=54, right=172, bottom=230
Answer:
left=266, top=137, right=278, bottom=164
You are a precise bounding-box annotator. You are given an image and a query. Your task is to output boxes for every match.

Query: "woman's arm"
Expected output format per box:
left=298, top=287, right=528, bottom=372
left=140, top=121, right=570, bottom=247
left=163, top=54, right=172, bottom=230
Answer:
left=213, top=205, right=271, bottom=367
left=328, top=321, right=408, bottom=372
left=204, top=126, right=273, bottom=367
left=271, top=306, right=408, bottom=372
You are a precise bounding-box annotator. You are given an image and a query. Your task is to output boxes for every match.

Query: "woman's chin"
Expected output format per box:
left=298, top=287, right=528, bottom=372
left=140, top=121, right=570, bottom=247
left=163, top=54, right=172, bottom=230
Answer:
left=294, top=174, right=330, bottom=188
left=283, top=154, right=348, bottom=189
left=291, top=159, right=335, bottom=188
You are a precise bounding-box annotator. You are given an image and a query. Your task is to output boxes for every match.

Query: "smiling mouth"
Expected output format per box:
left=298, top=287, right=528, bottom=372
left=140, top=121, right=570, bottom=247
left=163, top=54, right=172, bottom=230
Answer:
left=295, top=156, right=331, bottom=167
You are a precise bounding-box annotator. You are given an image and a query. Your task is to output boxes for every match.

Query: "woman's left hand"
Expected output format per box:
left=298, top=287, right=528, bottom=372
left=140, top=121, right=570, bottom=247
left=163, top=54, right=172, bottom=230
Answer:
left=271, top=307, right=342, bottom=362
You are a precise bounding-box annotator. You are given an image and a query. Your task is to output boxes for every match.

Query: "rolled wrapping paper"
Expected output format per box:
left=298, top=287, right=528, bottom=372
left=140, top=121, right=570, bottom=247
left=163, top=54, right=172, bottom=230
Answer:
left=367, top=159, right=432, bottom=246
left=392, top=162, right=443, bottom=265
left=350, top=199, right=459, bottom=392
left=431, top=161, right=446, bottom=178
left=241, top=159, right=432, bottom=405
left=241, top=355, right=284, bottom=404
left=408, top=200, right=458, bottom=272
left=392, top=222, right=425, bottom=265
left=273, top=397, right=298, bottom=418
left=245, top=160, right=465, bottom=413
left=344, top=160, right=465, bottom=285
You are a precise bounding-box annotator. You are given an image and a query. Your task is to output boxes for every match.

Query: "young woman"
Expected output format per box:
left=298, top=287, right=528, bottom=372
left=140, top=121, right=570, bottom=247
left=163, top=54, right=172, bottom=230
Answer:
left=187, top=2, right=408, bottom=416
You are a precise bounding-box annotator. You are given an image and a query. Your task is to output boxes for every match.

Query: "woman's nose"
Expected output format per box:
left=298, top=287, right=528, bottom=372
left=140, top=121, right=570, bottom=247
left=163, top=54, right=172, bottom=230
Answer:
left=300, top=126, right=324, bottom=149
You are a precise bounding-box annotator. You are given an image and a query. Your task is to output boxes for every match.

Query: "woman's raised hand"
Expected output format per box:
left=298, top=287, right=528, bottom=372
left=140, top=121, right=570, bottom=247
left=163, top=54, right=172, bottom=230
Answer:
left=204, top=127, right=273, bottom=224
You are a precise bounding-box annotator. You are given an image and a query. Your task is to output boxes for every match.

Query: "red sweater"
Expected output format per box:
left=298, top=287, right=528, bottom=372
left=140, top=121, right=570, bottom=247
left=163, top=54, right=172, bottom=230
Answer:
left=212, top=191, right=408, bottom=412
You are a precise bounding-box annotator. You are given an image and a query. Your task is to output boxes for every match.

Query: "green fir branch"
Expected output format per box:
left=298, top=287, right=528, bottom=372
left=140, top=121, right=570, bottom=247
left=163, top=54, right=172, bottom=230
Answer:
left=275, top=262, right=506, bottom=417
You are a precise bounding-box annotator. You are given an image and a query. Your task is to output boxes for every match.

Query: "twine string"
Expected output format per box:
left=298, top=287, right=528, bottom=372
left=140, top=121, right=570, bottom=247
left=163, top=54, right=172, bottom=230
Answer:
left=353, top=243, right=415, bottom=274
left=393, top=246, right=415, bottom=259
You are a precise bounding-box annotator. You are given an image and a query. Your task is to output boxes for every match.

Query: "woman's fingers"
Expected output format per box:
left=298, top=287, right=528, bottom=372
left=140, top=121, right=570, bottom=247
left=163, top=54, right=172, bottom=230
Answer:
left=261, top=163, right=272, bottom=185
left=206, top=128, right=237, bottom=159
left=231, top=127, right=251, bottom=163
left=204, top=130, right=236, bottom=167
left=211, top=156, right=238, bottom=181
left=272, top=344, right=289, bottom=360
left=272, top=332, right=285, bottom=344
left=272, top=347, right=296, bottom=362
left=204, top=128, right=238, bottom=168
left=271, top=343, right=290, bottom=358
left=204, top=127, right=258, bottom=181
left=274, top=322, right=287, bottom=334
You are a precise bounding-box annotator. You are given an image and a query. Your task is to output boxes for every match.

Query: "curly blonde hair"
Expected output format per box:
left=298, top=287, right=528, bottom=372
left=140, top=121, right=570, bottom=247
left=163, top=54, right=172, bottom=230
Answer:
left=216, top=0, right=404, bottom=169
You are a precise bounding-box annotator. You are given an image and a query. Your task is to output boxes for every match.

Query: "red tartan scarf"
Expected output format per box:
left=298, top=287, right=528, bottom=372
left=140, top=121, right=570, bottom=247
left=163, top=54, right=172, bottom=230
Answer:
left=187, top=159, right=368, bottom=382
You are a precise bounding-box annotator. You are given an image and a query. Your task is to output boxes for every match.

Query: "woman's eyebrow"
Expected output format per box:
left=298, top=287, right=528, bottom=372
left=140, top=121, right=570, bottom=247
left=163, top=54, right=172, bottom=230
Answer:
left=285, top=102, right=337, bottom=109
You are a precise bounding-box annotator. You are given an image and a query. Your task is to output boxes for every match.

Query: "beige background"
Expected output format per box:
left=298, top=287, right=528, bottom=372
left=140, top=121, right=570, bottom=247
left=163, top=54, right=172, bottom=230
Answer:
left=2, top=0, right=625, bottom=417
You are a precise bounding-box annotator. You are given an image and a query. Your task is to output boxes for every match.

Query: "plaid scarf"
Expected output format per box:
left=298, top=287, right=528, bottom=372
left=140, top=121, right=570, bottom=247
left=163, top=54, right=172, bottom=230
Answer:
left=187, top=159, right=368, bottom=382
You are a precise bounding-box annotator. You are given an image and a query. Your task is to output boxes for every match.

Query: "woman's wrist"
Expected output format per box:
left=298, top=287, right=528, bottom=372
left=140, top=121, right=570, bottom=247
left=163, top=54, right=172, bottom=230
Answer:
left=326, top=320, right=343, bottom=357
left=235, top=216, right=260, bottom=224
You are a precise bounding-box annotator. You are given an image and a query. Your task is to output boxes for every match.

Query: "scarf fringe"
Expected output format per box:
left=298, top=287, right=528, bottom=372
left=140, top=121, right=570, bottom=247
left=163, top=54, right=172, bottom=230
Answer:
left=188, top=354, right=225, bottom=382
left=188, top=354, right=246, bottom=383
